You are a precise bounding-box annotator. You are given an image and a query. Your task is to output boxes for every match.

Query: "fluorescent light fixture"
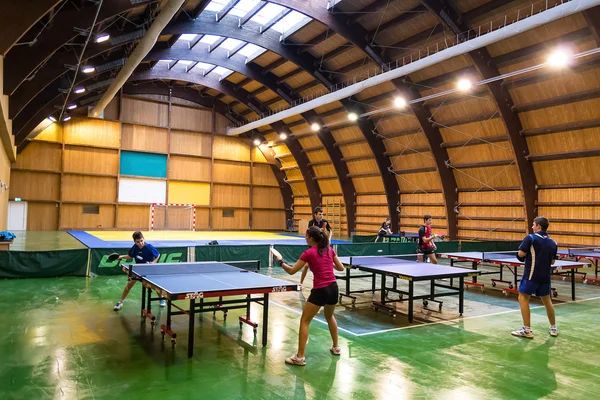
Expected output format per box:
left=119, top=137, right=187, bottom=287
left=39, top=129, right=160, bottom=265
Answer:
left=279, top=132, right=288, bottom=140
left=253, top=138, right=261, bottom=146
left=311, top=123, right=320, bottom=131
left=348, top=112, right=358, bottom=121
left=63, top=115, right=71, bottom=121
left=394, top=97, right=407, bottom=108
left=48, top=116, right=57, bottom=122
left=74, top=87, right=86, bottom=94
left=457, top=78, right=472, bottom=91
left=96, top=33, right=110, bottom=43
left=67, top=104, right=77, bottom=110
left=82, top=66, right=95, bottom=74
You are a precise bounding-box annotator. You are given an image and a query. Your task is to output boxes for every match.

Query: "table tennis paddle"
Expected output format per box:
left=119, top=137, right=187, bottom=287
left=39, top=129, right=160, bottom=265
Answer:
left=107, top=253, right=120, bottom=262
left=271, top=248, right=283, bottom=263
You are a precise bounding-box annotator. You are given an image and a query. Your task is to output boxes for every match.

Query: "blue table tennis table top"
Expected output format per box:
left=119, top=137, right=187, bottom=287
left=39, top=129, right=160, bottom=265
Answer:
left=440, top=252, right=587, bottom=268
left=125, top=262, right=298, bottom=295
left=557, top=249, right=600, bottom=259
left=338, top=256, right=479, bottom=279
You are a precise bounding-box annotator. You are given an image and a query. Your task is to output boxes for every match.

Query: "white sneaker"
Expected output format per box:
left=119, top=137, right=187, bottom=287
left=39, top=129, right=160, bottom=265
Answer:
left=113, top=301, right=123, bottom=311
left=285, top=354, right=306, bottom=366
left=511, top=327, right=534, bottom=338
left=160, top=299, right=167, bottom=307
left=549, top=326, right=558, bottom=337
left=330, top=345, right=341, bottom=355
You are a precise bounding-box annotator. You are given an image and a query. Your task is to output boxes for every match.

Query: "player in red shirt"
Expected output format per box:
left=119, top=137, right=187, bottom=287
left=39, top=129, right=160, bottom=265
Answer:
left=417, top=214, right=438, bottom=263
left=275, top=226, right=345, bottom=366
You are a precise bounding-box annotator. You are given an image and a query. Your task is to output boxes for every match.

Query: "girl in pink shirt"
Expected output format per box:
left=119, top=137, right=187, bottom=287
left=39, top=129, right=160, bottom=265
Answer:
left=275, top=226, right=345, bottom=366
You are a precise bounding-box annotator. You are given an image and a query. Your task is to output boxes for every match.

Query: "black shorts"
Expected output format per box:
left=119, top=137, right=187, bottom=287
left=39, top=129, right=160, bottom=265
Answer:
left=417, top=247, right=434, bottom=255
left=307, top=282, right=339, bottom=306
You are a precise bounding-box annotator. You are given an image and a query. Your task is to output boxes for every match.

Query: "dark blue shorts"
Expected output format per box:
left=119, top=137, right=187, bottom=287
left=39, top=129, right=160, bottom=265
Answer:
left=519, top=278, right=551, bottom=297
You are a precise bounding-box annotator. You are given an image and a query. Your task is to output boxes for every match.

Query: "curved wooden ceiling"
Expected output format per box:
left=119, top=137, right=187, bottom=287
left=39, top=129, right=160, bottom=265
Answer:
left=3, top=0, right=600, bottom=243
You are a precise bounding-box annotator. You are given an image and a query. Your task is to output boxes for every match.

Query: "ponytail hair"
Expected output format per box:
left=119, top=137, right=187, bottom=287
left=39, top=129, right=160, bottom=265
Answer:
left=306, top=226, right=329, bottom=256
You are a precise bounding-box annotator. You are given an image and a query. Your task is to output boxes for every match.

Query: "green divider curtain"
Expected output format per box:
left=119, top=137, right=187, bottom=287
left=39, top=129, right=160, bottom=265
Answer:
left=0, top=249, right=88, bottom=278
left=91, top=247, right=188, bottom=276
left=195, top=245, right=271, bottom=270
left=351, top=235, right=378, bottom=243
left=460, top=240, right=523, bottom=253
left=433, top=241, right=460, bottom=254
left=388, top=242, right=420, bottom=255
left=336, top=243, right=390, bottom=257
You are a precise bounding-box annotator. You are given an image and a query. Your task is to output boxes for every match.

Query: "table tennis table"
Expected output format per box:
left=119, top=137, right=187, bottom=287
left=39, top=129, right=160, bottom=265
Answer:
left=122, top=261, right=299, bottom=358
left=337, top=255, right=481, bottom=322
left=557, top=247, right=600, bottom=285
left=439, top=252, right=588, bottom=300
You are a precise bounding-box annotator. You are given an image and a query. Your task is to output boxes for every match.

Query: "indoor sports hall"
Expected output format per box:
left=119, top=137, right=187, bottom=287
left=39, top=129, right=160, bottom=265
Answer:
left=1, top=0, right=600, bottom=399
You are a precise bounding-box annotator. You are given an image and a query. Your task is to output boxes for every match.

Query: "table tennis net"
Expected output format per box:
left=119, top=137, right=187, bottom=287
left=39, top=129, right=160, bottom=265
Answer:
left=567, top=247, right=600, bottom=257
left=481, top=251, right=519, bottom=261
left=346, top=254, right=422, bottom=265
left=128, top=260, right=261, bottom=276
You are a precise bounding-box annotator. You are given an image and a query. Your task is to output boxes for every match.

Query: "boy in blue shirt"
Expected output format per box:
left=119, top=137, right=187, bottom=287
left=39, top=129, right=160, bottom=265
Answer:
left=113, top=231, right=160, bottom=310
left=511, top=217, right=558, bottom=338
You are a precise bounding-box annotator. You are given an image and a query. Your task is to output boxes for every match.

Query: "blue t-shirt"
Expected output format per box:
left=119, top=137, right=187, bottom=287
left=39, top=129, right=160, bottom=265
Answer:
left=518, top=232, right=557, bottom=283
left=128, top=243, right=160, bottom=263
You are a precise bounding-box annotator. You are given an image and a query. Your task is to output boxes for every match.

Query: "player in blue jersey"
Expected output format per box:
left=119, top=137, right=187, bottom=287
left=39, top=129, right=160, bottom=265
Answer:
left=113, top=231, right=160, bottom=311
left=511, top=217, right=558, bottom=338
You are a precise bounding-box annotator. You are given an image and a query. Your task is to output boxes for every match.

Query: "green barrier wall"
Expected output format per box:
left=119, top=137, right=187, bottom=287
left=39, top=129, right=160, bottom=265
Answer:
left=0, top=249, right=88, bottom=278
left=352, top=235, right=377, bottom=243
left=460, top=241, right=523, bottom=252
left=195, top=245, right=270, bottom=269
left=272, top=244, right=308, bottom=265
left=91, top=247, right=188, bottom=276
left=336, top=243, right=390, bottom=257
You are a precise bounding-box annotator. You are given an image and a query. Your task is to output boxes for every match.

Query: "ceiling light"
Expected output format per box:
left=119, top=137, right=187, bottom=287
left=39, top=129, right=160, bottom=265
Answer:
left=394, top=97, right=407, bottom=108
left=48, top=116, right=56, bottom=122
left=279, top=132, right=288, bottom=140
left=311, top=123, right=320, bottom=132
left=67, top=104, right=77, bottom=110
left=253, top=138, right=261, bottom=146
left=348, top=112, right=358, bottom=122
left=82, top=66, right=95, bottom=74
left=63, top=115, right=71, bottom=121
left=74, top=87, right=86, bottom=94
left=456, top=78, right=472, bottom=92
left=547, top=49, right=570, bottom=68
left=96, top=33, right=110, bottom=43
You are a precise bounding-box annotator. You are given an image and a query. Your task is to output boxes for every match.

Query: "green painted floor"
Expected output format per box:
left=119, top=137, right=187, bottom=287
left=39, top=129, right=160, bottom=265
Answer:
left=1, top=267, right=600, bottom=399
left=7, top=231, right=87, bottom=251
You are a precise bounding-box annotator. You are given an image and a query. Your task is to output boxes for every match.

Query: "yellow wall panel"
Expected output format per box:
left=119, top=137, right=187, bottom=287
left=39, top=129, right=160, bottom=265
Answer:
left=167, top=181, right=211, bottom=205
left=63, top=118, right=120, bottom=148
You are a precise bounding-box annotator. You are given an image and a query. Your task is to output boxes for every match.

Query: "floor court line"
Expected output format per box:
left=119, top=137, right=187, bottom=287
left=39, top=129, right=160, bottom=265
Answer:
left=355, top=295, right=600, bottom=337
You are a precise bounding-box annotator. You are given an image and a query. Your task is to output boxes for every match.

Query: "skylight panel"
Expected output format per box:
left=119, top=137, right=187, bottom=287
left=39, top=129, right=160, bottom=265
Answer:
left=230, top=0, right=261, bottom=17
left=179, top=34, right=197, bottom=41
left=220, top=38, right=244, bottom=50
left=199, top=35, right=222, bottom=45
left=157, top=59, right=173, bottom=64
left=250, top=3, right=286, bottom=25
left=178, top=60, right=194, bottom=65
left=205, top=0, right=229, bottom=12
left=237, top=43, right=266, bottom=61
left=190, top=62, right=215, bottom=73
left=213, top=66, right=233, bottom=79
left=272, top=10, right=310, bottom=34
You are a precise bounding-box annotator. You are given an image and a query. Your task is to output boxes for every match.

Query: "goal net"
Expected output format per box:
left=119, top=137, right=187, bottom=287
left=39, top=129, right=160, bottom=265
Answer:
left=149, top=203, right=196, bottom=231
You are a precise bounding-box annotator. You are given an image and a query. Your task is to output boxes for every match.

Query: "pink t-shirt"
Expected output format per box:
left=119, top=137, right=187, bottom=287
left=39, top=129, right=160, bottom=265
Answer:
left=300, top=246, right=337, bottom=289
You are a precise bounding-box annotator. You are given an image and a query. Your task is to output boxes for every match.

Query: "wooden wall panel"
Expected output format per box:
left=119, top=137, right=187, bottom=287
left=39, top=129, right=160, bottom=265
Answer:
left=396, top=172, right=441, bottom=192
left=34, top=123, right=63, bottom=143
left=170, top=105, right=212, bottom=132
left=459, top=230, right=524, bottom=241
left=13, top=141, right=61, bottom=171
left=168, top=156, right=211, bottom=182
left=60, top=204, right=115, bottom=229
left=116, top=205, right=149, bottom=229
left=195, top=208, right=210, bottom=229
left=252, top=147, right=268, bottom=163
left=253, top=210, right=286, bottom=230
left=253, top=187, right=284, bottom=209
left=121, top=97, right=168, bottom=127
left=213, top=136, right=250, bottom=161
left=215, top=113, right=229, bottom=134
left=213, top=160, right=250, bottom=184
left=0, top=145, right=10, bottom=230
left=121, top=124, right=168, bottom=153
left=10, top=171, right=60, bottom=201
left=63, top=118, right=120, bottom=148
left=252, top=164, right=279, bottom=186
left=211, top=209, right=249, bottom=230
left=212, top=185, right=250, bottom=207
left=62, top=175, right=117, bottom=203
left=169, top=130, right=212, bottom=157
left=63, top=146, right=119, bottom=175
left=533, top=158, right=600, bottom=185
left=27, top=202, right=59, bottom=231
